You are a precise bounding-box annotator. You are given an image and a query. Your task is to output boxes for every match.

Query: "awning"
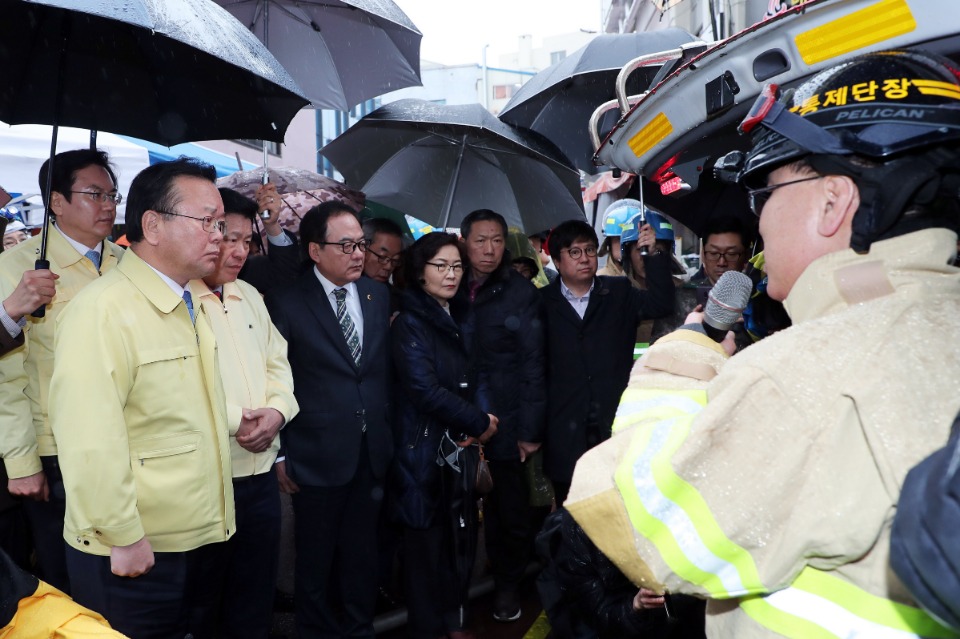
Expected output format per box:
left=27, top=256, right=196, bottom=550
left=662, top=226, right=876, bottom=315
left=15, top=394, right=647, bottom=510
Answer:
left=0, top=122, right=151, bottom=227
left=118, top=136, right=258, bottom=178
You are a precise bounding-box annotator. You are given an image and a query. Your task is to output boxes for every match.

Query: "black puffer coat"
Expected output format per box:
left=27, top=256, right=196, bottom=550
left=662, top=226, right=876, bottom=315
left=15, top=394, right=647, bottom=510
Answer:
left=454, top=261, right=546, bottom=462
left=388, top=288, right=490, bottom=529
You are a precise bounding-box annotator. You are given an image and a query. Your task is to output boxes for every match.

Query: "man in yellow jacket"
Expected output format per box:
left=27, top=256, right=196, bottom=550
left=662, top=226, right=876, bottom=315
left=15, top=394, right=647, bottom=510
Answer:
left=194, top=187, right=298, bottom=638
left=567, top=50, right=960, bottom=638
left=49, top=158, right=235, bottom=639
left=0, top=149, right=124, bottom=592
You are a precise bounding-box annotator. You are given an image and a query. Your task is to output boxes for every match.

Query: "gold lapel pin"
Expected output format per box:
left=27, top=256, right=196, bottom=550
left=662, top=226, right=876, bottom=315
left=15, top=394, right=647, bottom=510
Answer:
left=366, top=294, right=373, bottom=301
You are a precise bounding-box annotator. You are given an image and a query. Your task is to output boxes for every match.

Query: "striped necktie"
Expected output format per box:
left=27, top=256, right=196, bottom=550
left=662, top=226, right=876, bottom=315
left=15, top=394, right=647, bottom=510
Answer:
left=334, top=288, right=361, bottom=366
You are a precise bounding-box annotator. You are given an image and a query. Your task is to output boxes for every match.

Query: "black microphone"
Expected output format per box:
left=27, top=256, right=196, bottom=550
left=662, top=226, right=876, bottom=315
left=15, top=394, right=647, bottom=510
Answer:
left=702, top=271, right=752, bottom=342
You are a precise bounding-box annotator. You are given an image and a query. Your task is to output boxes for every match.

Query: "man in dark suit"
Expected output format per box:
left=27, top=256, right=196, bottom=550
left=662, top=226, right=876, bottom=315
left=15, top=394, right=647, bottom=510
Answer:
left=266, top=201, right=393, bottom=639
left=541, top=219, right=674, bottom=505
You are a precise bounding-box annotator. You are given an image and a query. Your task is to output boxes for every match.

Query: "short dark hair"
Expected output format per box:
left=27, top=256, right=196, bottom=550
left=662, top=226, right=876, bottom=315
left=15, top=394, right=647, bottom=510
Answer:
left=701, top=215, right=754, bottom=249
left=125, top=157, right=217, bottom=243
left=219, top=187, right=258, bottom=222
left=361, top=217, right=405, bottom=242
left=460, top=209, right=507, bottom=240
left=405, top=232, right=462, bottom=291
left=548, top=220, right=598, bottom=261
left=299, top=200, right=359, bottom=262
left=39, top=149, right=117, bottom=205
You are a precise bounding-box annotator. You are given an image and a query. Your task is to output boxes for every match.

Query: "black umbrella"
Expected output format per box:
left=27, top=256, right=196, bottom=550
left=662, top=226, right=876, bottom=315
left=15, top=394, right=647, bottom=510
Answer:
left=0, top=0, right=310, bottom=308
left=499, top=29, right=698, bottom=174
left=214, top=0, right=423, bottom=111
left=321, top=99, right=585, bottom=233
left=437, top=432, right=480, bottom=628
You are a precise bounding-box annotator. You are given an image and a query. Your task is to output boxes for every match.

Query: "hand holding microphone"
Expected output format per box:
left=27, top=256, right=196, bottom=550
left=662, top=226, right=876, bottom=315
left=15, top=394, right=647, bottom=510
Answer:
left=701, top=270, right=753, bottom=343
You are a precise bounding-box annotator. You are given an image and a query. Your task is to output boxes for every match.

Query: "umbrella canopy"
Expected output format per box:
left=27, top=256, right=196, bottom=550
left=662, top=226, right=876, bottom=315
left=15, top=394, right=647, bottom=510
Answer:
left=499, top=29, right=697, bottom=174
left=0, top=0, right=310, bottom=146
left=217, top=166, right=365, bottom=235
left=321, top=99, right=585, bottom=233
left=360, top=200, right=414, bottom=242
left=215, top=0, right=422, bottom=110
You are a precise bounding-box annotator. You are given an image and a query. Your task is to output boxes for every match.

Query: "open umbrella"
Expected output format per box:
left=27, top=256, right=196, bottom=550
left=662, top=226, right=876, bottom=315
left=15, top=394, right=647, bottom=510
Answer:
left=499, top=29, right=698, bottom=174
left=214, top=0, right=423, bottom=111
left=0, top=0, right=308, bottom=145
left=321, top=99, right=585, bottom=233
left=217, top=166, right=365, bottom=235
left=0, top=0, right=310, bottom=306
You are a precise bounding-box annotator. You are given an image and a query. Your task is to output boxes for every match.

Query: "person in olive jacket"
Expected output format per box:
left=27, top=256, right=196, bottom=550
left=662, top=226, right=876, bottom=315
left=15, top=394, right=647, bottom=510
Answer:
left=389, top=232, right=497, bottom=639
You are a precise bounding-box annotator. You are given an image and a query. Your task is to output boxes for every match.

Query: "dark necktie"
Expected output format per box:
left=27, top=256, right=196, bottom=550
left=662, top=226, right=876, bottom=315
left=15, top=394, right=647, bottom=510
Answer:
left=334, top=288, right=361, bottom=366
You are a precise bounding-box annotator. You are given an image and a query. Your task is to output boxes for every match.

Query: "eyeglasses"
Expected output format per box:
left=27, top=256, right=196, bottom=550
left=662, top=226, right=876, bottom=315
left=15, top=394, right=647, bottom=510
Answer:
left=318, top=239, right=370, bottom=254
left=156, top=209, right=226, bottom=234
left=746, top=175, right=823, bottom=216
left=703, top=250, right=744, bottom=263
left=375, top=252, right=402, bottom=267
left=71, top=190, right=122, bottom=205
left=562, top=246, right=598, bottom=260
left=425, top=262, right=464, bottom=275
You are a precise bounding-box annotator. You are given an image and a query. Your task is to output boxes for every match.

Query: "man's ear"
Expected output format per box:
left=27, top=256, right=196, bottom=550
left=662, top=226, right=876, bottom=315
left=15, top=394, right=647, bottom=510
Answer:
left=140, top=210, right=163, bottom=246
left=308, top=241, right=322, bottom=263
left=49, top=191, right=64, bottom=216
left=818, top=174, right=859, bottom=239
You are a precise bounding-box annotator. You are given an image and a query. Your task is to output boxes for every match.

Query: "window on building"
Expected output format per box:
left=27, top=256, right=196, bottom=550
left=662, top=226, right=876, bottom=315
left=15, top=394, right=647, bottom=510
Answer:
left=493, top=84, right=520, bottom=100
left=550, top=50, right=567, bottom=65
left=236, top=139, right=281, bottom=155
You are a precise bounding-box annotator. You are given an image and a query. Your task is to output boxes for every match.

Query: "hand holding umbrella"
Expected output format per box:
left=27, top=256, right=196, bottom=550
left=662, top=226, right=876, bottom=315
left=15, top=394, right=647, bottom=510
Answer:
left=254, top=182, right=284, bottom=235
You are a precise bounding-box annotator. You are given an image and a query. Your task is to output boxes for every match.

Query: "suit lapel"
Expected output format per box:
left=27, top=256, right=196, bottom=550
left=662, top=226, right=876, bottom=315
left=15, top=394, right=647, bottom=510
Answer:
left=300, top=273, right=358, bottom=369
left=357, top=277, right=381, bottom=373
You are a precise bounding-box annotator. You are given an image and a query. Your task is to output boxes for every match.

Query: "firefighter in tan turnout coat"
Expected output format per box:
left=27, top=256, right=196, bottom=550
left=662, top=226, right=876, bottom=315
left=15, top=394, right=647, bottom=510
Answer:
left=566, top=50, right=960, bottom=639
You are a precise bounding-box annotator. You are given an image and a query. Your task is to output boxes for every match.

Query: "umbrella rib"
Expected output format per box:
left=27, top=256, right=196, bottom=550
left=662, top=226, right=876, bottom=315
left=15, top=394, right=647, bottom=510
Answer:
left=270, top=1, right=364, bottom=29
left=439, top=134, right=467, bottom=230
left=278, top=194, right=303, bottom=222
left=267, top=1, right=350, bottom=107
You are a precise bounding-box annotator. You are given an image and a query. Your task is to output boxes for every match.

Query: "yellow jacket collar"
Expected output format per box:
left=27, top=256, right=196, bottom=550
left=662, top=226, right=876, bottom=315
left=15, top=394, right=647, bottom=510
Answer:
left=191, top=278, right=244, bottom=302
left=784, top=228, right=958, bottom=324
left=45, top=225, right=121, bottom=270
left=118, top=249, right=186, bottom=315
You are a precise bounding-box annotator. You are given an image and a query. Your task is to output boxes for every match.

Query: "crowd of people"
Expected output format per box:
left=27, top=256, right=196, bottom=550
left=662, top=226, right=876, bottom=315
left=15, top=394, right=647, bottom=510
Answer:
left=1, top=47, right=960, bottom=639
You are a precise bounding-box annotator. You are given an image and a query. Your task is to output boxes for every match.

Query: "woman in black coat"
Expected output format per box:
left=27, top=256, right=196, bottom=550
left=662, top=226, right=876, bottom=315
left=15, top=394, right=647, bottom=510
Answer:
left=389, top=232, right=498, bottom=639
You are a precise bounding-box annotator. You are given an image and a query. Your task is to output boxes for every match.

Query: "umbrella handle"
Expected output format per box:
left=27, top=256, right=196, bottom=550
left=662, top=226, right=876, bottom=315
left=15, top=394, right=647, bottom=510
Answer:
left=30, top=259, right=50, bottom=318
left=259, top=165, right=271, bottom=220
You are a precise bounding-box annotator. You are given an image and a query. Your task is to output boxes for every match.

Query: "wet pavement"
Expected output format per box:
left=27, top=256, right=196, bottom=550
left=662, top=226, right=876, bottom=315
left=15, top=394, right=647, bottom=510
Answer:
left=269, top=494, right=550, bottom=638
left=270, top=576, right=546, bottom=639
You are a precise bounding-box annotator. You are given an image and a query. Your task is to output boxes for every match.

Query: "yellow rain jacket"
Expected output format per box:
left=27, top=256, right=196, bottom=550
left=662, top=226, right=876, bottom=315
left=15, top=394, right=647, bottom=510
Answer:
left=193, top=277, right=298, bottom=477
left=0, top=229, right=123, bottom=479
left=567, top=229, right=960, bottom=638
left=50, top=250, right=235, bottom=555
